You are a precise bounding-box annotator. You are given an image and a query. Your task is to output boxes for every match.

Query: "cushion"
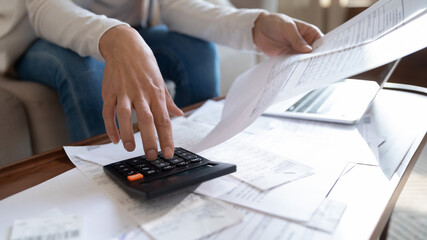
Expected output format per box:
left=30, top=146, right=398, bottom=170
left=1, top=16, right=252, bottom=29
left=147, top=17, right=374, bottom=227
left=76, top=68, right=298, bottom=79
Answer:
left=0, top=87, right=32, bottom=167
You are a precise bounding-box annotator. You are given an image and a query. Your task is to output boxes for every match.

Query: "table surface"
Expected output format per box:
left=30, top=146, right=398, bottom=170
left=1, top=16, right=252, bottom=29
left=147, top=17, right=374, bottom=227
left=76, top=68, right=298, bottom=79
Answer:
left=0, top=84, right=426, bottom=240
left=329, top=84, right=427, bottom=239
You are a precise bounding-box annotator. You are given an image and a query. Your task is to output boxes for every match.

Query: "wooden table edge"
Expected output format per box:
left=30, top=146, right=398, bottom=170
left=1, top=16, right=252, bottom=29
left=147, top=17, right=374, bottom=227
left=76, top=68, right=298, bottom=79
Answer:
left=0, top=98, right=223, bottom=200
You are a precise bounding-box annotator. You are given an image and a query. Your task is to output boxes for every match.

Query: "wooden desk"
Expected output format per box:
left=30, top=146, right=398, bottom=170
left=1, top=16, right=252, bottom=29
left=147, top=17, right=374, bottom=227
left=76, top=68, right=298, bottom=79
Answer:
left=0, top=85, right=425, bottom=239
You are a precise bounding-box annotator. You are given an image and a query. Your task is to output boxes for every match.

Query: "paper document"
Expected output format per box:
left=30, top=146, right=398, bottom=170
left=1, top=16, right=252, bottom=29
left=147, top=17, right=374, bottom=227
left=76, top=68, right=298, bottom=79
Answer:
left=63, top=116, right=212, bottom=167
left=195, top=166, right=342, bottom=223
left=112, top=228, right=148, bottom=240
left=64, top=148, right=242, bottom=240
left=0, top=169, right=141, bottom=240
left=306, top=198, right=347, bottom=233
left=192, top=0, right=427, bottom=152
left=10, top=216, right=83, bottom=240
left=312, top=0, right=424, bottom=54
left=357, top=113, right=386, bottom=161
left=188, top=100, right=282, bottom=135
left=201, top=206, right=332, bottom=240
left=195, top=119, right=376, bottom=222
left=200, top=135, right=313, bottom=191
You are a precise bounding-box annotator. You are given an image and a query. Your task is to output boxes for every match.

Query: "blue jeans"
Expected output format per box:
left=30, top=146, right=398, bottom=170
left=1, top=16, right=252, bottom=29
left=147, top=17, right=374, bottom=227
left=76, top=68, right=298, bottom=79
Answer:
left=16, top=25, right=220, bottom=142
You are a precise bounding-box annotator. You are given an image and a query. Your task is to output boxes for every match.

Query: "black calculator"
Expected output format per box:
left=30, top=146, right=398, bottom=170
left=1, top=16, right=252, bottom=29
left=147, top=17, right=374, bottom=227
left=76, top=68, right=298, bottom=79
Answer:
left=103, top=147, right=236, bottom=199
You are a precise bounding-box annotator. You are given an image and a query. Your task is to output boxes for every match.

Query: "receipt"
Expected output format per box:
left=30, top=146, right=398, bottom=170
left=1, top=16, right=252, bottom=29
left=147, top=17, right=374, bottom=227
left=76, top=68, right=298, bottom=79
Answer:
left=200, top=139, right=313, bottom=191
left=10, top=216, right=83, bottom=240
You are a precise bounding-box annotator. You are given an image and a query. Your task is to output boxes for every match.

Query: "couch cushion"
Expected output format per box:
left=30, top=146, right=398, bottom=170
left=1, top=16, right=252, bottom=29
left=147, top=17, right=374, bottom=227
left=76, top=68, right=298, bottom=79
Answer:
left=0, top=87, right=32, bottom=167
left=0, top=76, right=71, bottom=155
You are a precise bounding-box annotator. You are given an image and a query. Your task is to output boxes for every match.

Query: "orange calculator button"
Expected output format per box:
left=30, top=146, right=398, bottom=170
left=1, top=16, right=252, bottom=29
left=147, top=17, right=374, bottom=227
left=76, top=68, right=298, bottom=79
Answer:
left=127, top=173, right=144, bottom=181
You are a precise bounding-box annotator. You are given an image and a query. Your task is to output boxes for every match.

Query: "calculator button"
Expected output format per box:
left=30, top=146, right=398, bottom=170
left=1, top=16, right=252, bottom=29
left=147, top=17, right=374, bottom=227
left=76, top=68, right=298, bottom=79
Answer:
left=144, top=169, right=157, bottom=176
left=127, top=158, right=145, bottom=166
left=162, top=165, right=174, bottom=171
left=120, top=167, right=132, bottom=172
left=177, top=161, right=189, bottom=167
left=155, top=162, right=170, bottom=168
left=174, top=148, right=185, bottom=154
left=127, top=173, right=144, bottom=181
left=135, top=163, right=150, bottom=169
left=150, top=159, right=170, bottom=168
left=163, top=155, right=178, bottom=161
left=181, top=155, right=197, bottom=160
left=113, top=163, right=127, bottom=170
left=123, top=170, right=138, bottom=176
left=176, top=152, right=192, bottom=158
left=151, top=159, right=165, bottom=164
left=167, top=158, right=184, bottom=165
left=140, top=167, right=152, bottom=171
left=190, top=157, right=202, bottom=163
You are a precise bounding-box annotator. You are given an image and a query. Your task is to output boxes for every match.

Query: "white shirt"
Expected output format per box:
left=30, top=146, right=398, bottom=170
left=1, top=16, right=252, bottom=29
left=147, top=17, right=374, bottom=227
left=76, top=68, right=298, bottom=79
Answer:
left=0, top=0, right=265, bottom=74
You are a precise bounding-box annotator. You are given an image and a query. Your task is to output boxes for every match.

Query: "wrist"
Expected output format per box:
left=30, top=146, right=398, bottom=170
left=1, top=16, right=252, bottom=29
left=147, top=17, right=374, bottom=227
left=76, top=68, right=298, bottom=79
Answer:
left=99, top=25, right=140, bottom=60
left=252, top=12, right=268, bottom=47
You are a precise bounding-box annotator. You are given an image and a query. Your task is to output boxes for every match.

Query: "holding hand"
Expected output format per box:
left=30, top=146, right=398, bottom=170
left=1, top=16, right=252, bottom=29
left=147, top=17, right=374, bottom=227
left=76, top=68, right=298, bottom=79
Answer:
left=252, top=12, right=323, bottom=57
left=99, top=25, right=183, bottom=160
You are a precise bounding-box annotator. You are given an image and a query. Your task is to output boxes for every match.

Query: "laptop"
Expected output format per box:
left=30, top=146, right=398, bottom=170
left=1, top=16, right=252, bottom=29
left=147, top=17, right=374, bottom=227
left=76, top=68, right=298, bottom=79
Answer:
left=263, top=60, right=400, bottom=124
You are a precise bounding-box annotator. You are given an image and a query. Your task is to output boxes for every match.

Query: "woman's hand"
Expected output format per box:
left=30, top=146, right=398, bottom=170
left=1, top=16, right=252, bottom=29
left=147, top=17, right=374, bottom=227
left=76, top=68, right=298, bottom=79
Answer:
left=99, top=25, right=183, bottom=160
left=252, top=12, right=323, bottom=57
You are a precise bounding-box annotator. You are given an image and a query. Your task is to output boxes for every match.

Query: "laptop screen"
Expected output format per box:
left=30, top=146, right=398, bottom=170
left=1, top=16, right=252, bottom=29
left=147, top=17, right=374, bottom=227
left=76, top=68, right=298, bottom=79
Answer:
left=350, top=59, right=400, bottom=87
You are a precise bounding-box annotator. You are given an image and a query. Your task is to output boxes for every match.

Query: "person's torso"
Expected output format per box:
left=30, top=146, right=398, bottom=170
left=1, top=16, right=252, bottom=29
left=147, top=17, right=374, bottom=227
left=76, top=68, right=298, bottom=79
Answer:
left=74, top=0, right=148, bottom=26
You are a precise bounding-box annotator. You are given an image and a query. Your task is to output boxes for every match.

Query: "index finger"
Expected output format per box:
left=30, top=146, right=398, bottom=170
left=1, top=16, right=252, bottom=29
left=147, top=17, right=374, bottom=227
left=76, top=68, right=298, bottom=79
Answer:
left=150, top=95, right=175, bottom=159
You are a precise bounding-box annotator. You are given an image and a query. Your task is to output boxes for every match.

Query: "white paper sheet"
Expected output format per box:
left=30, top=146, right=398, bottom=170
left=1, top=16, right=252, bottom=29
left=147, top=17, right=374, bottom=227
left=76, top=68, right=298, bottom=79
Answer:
left=111, top=228, right=148, bottom=240
left=187, top=100, right=224, bottom=128
left=357, top=113, right=386, bottom=161
left=0, top=169, right=141, bottom=240
left=195, top=120, right=377, bottom=222
left=306, top=199, right=347, bottom=233
left=188, top=101, right=314, bottom=191
left=201, top=206, right=332, bottom=240
left=188, top=100, right=282, bottom=135
left=64, top=150, right=243, bottom=240
left=10, top=215, right=83, bottom=240
left=253, top=118, right=378, bottom=166
left=191, top=100, right=377, bottom=166
left=192, top=0, right=427, bottom=153
left=67, top=117, right=212, bottom=167
left=200, top=134, right=313, bottom=191
left=311, top=0, right=422, bottom=54
left=195, top=161, right=343, bottom=223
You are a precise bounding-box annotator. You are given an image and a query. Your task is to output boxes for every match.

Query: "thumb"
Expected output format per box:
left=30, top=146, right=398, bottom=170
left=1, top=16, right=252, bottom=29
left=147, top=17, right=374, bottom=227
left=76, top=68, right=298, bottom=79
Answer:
left=288, top=24, right=313, bottom=53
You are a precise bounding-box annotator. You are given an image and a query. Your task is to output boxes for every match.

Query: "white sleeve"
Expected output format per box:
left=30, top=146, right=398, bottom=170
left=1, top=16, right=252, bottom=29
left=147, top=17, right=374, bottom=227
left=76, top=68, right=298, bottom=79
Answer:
left=25, top=0, right=128, bottom=61
left=158, top=0, right=267, bottom=51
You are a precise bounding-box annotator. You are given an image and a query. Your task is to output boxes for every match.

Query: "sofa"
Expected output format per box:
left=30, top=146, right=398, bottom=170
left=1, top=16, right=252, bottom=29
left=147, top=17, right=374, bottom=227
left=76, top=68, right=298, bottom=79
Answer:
left=0, top=0, right=274, bottom=167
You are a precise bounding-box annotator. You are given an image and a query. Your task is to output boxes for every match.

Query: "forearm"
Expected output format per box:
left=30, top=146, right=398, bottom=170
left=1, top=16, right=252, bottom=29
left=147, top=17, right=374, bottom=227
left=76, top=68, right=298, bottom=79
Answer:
left=25, top=0, right=127, bottom=61
left=159, top=0, right=267, bottom=51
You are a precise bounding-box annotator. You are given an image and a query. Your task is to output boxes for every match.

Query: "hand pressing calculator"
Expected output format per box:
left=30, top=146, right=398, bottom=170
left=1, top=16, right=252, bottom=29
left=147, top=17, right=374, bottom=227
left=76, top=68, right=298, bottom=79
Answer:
left=104, top=147, right=236, bottom=199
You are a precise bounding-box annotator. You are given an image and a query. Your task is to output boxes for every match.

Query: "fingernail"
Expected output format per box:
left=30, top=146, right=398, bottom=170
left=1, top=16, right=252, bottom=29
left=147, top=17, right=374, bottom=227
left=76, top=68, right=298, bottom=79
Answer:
left=147, top=149, right=158, bottom=159
left=110, top=135, right=119, bottom=144
left=163, top=147, right=173, bottom=159
left=303, top=44, right=312, bottom=52
left=125, top=142, right=135, bottom=151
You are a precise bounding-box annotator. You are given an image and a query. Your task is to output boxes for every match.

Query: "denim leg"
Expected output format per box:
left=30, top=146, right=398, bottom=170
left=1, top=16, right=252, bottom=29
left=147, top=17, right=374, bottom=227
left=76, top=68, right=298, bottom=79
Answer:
left=137, top=25, right=221, bottom=108
left=15, top=39, right=106, bottom=142
left=15, top=27, right=219, bottom=141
